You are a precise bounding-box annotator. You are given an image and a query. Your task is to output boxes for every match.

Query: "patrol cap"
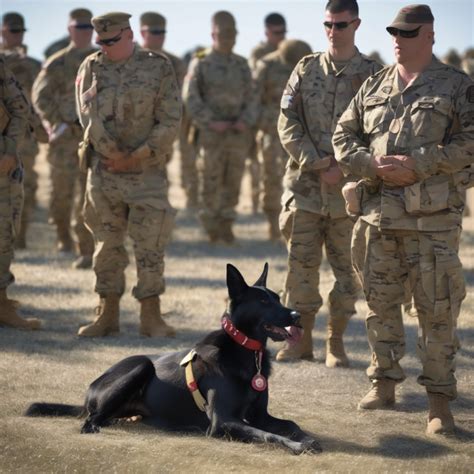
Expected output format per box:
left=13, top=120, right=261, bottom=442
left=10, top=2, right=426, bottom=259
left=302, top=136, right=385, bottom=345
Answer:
left=2, top=12, right=26, bottom=32
left=278, top=39, right=312, bottom=67
left=140, top=12, right=166, bottom=33
left=69, top=8, right=93, bottom=28
left=387, top=4, right=434, bottom=31
left=92, top=12, right=131, bottom=38
left=212, top=11, right=237, bottom=37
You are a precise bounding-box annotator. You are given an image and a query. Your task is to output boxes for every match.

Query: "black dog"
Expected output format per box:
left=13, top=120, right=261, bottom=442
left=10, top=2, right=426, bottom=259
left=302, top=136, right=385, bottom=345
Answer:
left=26, top=263, right=321, bottom=454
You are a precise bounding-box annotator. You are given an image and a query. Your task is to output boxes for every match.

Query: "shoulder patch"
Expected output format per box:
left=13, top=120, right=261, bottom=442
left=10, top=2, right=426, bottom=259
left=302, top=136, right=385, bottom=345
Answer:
left=467, top=85, right=474, bottom=103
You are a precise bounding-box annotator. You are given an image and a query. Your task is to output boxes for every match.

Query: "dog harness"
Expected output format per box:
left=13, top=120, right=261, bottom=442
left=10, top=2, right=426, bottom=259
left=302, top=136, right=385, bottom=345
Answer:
left=180, top=349, right=207, bottom=412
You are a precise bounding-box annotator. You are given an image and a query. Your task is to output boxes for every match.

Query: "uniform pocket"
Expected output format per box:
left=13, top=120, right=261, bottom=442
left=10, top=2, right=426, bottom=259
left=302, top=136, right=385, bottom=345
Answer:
left=362, top=96, right=390, bottom=135
left=404, top=176, right=450, bottom=214
left=410, top=97, right=451, bottom=138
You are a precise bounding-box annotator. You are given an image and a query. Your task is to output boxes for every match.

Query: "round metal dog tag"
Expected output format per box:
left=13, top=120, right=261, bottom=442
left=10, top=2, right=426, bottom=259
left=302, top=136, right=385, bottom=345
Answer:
left=251, top=374, right=267, bottom=392
left=389, top=118, right=401, bottom=134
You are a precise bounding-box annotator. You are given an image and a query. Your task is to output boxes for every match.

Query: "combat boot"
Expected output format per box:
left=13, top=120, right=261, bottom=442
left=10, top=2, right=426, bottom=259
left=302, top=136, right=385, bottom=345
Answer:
left=78, top=295, right=120, bottom=337
left=276, top=313, right=314, bottom=361
left=0, top=289, right=41, bottom=330
left=15, top=224, right=27, bottom=249
left=358, top=379, right=396, bottom=410
left=56, top=220, right=73, bottom=252
left=325, top=316, right=350, bottom=368
left=220, top=219, right=235, bottom=244
left=139, top=296, right=176, bottom=337
left=426, top=393, right=455, bottom=435
left=73, top=255, right=93, bottom=269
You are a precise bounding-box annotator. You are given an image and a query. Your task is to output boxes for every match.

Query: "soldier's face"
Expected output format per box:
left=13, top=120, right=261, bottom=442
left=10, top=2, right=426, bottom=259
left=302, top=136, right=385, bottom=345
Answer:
left=1, top=26, right=24, bottom=48
left=141, top=29, right=165, bottom=51
left=97, top=28, right=134, bottom=60
left=265, top=24, right=287, bottom=46
left=391, top=25, right=434, bottom=65
left=68, top=24, right=93, bottom=49
left=212, top=27, right=236, bottom=54
left=324, top=11, right=360, bottom=50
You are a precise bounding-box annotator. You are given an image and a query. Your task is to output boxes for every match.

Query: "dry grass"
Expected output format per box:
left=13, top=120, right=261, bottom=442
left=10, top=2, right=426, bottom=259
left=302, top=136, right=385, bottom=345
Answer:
left=1, top=151, right=473, bottom=473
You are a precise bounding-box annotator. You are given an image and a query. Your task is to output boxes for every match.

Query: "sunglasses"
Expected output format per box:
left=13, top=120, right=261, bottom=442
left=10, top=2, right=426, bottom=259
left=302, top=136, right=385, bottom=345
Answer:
left=323, top=19, right=358, bottom=30
left=74, top=24, right=94, bottom=30
left=270, top=29, right=286, bottom=36
left=96, top=30, right=125, bottom=46
left=8, top=28, right=26, bottom=33
left=386, top=26, right=422, bottom=38
left=148, top=29, right=166, bottom=35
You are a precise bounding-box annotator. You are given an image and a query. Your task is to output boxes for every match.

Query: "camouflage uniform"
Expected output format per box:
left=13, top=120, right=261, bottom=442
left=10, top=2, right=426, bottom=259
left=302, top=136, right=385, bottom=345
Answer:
left=333, top=58, right=474, bottom=399
left=75, top=45, right=181, bottom=301
left=277, top=50, right=382, bottom=362
left=184, top=49, right=258, bottom=240
left=0, top=45, right=42, bottom=248
left=32, top=43, right=96, bottom=256
left=253, top=40, right=312, bottom=239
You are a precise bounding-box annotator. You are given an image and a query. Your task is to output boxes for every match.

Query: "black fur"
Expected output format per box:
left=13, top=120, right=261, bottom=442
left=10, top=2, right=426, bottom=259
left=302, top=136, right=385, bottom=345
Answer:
left=25, top=263, right=322, bottom=455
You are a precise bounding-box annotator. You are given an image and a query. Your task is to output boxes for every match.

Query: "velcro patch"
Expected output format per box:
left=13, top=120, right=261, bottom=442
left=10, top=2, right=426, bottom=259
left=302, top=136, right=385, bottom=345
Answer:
left=467, top=85, right=474, bottom=103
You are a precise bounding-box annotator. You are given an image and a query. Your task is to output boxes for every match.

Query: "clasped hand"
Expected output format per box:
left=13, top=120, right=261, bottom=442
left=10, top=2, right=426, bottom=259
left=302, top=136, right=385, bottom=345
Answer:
left=372, top=154, right=417, bottom=186
left=103, top=151, right=141, bottom=173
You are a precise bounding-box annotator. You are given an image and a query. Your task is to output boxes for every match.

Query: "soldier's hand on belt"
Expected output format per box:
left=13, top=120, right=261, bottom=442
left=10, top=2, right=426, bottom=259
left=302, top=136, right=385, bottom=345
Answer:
left=0, top=154, right=18, bottom=176
left=320, top=156, right=343, bottom=185
left=231, top=121, right=248, bottom=132
left=209, top=121, right=232, bottom=133
left=371, top=155, right=417, bottom=186
left=103, top=154, right=141, bottom=173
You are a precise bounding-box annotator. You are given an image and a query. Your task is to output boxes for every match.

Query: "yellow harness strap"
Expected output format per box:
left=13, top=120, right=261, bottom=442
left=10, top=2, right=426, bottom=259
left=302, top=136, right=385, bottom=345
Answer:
left=180, top=349, right=207, bottom=412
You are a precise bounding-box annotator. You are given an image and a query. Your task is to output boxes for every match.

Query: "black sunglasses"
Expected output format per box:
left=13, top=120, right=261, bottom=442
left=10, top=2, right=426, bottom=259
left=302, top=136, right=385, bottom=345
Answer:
left=148, top=29, right=166, bottom=35
left=8, top=28, right=26, bottom=33
left=386, top=26, right=422, bottom=38
left=270, top=29, right=286, bottom=36
left=323, top=19, right=357, bottom=30
left=96, top=30, right=125, bottom=46
left=74, top=24, right=94, bottom=30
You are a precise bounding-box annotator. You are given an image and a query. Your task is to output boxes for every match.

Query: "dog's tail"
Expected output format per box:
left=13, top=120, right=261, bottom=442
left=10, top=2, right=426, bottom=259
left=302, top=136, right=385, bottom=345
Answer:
left=25, top=402, right=85, bottom=418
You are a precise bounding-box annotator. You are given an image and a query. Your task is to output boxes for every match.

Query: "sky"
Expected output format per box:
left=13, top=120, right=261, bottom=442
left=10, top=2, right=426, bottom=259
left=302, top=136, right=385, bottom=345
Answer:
left=3, top=0, right=473, bottom=64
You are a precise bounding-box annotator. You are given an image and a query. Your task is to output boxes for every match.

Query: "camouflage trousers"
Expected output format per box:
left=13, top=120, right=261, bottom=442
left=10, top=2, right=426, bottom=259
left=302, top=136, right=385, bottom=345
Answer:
left=280, top=208, right=359, bottom=319
left=47, top=131, right=93, bottom=255
left=18, top=137, right=39, bottom=234
left=0, top=175, right=23, bottom=288
left=352, top=219, right=465, bottom=400
left=256, top=130, right=285, bottom=216
left=197, top=129, right=251, bottom=233
left=84, top=158, right=176, bottom=300
left=177, top=131, right=198, bottom=207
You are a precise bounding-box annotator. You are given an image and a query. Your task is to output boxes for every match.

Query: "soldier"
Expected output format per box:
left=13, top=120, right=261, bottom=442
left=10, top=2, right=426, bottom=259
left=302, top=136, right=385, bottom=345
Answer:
left=253, top=39, right=312, bottom=240
left=442, top=49, right=462, bottom=69
left=32, top=8, right=96, bottom=268
left=75, top=12, right=181, bottom=338
left=333, top=4, right=474, bottom=434
left=462, top=47, right=474, bottom=80
left=0, top=59, right=41, bottom=329
left=44, top=37, right=71, bottom=59
left=183, top=11, right=258, bottom=243
left=247, top=13, right=287, bottom=214
left=1, top=12, right=48, bottom=249
left=140, top=12, right=197, bottom=209
left=276, top=0, right=382, bottom=366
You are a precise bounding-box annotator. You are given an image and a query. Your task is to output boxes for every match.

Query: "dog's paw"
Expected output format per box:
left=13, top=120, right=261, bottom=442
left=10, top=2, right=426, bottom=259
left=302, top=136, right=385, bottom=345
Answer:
left=80, top=420, right=101, bottom=434
left=300, top=437, right=322, bottom=454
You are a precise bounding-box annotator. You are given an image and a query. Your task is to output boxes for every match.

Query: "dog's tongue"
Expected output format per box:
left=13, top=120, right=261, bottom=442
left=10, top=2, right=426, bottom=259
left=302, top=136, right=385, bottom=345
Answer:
left=285, top=325, right=303, bottom=346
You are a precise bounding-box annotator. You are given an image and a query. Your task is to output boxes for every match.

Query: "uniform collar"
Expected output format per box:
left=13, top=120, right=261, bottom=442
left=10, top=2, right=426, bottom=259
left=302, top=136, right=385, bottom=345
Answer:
left=322, top=47, right=363, bottom=77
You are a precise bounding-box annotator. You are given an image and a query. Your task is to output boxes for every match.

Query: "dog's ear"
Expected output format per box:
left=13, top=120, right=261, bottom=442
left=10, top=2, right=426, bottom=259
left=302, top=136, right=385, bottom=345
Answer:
left=253, top=262, right=268, bottom=287
left=227, top=264, right=248, bottom=300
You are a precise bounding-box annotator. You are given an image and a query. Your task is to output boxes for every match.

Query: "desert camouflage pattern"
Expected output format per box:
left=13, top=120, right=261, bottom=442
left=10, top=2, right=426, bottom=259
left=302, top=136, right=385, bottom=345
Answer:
left=333, top=57, right=474, bottom=399
left=76, top=46, right=180, bottom=299
left=249, top=41, right=276, bottom=72
left=0, top=60, right=29, bottom=288
left=280, top=208, right=360, bottom=319
left=1, top=46, right=42, bottom=238
left=277, top=50, right=380, bottom=320
left=333, top=57, right=474, bottom=231
left=253, top=49, right=294, bottom=216
left=32, top=43, right=96, bottom=253
left=183, top=49, right=257, bottom=232
left=279, top=50, right=382, bottom=216
left=352, top=220, right=464, bottom=399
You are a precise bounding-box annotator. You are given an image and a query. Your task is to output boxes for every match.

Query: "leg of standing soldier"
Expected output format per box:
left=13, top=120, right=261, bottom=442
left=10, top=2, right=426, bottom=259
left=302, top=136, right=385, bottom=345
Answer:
left=78, top=169, right=128, bottom=337
left=179, top=131, right=198, bottom=209
left=259, top=131, right=285, bottom=241
left=219, top=131, right=250, bottom=244
left=352, top=220, right=407, bottom=409
left=197, top=130, right=225, bottom=242
left=125, top=170, right=176, bottom=337
left=412, top=230, right=464, bottom=434
left=324, top=216, right=360, bottom=368
left=0, top=177, right=41, bottom=330
left=276, top=209, right=325, bottom=361
left=72, top=171, right=94, bottom=269
left=247, top=131, right=260, bottom=214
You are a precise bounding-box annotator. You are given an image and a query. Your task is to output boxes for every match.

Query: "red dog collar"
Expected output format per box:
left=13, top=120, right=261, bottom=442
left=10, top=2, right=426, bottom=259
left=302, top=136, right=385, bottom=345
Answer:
left=222, top=315, right=263, bottom=351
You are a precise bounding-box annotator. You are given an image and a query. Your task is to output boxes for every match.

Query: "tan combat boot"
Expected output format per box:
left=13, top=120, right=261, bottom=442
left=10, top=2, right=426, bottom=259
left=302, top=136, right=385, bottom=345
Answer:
left=325, top=316, right=350, bottom=368
left=139, top=296, right=176, bottom=337
left=220, top=219, right=236, bottom=244
left=276, top=313, right=315, bottom=362
left=56, top=220, right=73, bottom=252
left=426, top=393, right=455, bottom=435
left=0, top=289, right=41, bottom=330
left=358, top=379, right=396, bottom=410
left=78, top=295, right=120, bottom=337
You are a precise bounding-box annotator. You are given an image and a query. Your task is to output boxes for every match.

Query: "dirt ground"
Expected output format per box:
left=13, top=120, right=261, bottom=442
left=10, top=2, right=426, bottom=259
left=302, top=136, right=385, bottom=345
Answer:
left=1, top=151, right=473, bottom=473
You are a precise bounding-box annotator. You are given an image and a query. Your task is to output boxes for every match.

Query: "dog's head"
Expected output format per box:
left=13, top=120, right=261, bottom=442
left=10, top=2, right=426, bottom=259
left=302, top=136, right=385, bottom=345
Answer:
left=226, top=263, right=301, bottom=345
